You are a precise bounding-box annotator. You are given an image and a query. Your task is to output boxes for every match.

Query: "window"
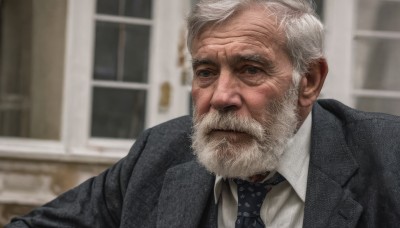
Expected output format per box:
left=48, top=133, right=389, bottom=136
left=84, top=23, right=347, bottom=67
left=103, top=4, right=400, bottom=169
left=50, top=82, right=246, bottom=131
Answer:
left=322, top=0, right=400, bottom=116
left=0, top=0, right=192, bottom=159
left=353, top=0, right=400, bottom=115
left=0, top=0, right=67, bottom=140
left=91, top=0, right=153, bottom=139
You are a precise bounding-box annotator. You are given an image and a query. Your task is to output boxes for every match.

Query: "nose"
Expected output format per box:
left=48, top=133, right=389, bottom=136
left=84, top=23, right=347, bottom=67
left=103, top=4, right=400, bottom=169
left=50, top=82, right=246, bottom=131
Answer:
left=210, top=71, right=242, bottom=112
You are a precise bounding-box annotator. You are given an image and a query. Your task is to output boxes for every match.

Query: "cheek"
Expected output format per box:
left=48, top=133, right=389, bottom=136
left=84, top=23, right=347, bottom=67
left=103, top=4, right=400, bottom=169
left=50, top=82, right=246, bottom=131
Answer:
left=241, top=87, right=280, bottom=118
left=243, top=86, right=274, bottom=105
left=243, top=94, right=269, bottom=116
left=191, top=88, right=211, bottom=116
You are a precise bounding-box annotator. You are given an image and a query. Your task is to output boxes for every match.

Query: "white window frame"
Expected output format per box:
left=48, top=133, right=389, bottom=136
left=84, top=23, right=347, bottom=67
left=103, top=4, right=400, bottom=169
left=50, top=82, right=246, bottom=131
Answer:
left=0, top=0, right=192, bottom=162
left=323, top=0, right=400, bottom=109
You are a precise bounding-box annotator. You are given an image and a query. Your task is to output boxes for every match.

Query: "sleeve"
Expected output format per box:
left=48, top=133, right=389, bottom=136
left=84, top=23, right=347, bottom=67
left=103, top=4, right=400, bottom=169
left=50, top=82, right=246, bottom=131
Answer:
left=5, top=128, right=152, bottom=228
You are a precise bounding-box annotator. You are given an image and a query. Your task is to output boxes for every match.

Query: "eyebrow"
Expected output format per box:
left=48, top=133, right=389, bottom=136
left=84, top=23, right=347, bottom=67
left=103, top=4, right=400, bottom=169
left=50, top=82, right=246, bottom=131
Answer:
left=231, top=54, right=273, bottom=66
left=191, top=58, right=218, bottom=69
left=191, top=54, right=275, bottom=70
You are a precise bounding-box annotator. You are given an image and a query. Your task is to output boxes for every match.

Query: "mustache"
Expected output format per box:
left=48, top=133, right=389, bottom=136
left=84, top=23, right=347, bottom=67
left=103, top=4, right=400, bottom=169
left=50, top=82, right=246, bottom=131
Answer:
left=194, top=111, right=264, bottom=141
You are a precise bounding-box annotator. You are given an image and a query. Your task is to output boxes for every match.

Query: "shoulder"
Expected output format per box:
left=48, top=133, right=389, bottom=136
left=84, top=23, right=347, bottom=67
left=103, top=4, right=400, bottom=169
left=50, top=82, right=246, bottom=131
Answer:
left=314, top=99, right=400, bottom=167
left=147, top=115, right=192, bottom=137
left=124, top=115, right=194, bottom=169
left=315, top=99, right=400, bottom=129
left=314, top=99, right=400, bottom=143
left=142, top=116, right=193, bottom=153
left=315, top=100, right=400, bottom=222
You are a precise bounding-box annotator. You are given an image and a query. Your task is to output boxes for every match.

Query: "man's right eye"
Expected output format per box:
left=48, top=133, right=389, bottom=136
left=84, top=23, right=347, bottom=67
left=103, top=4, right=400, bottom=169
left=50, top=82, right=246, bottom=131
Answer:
left=196, top=69, right=214, bottom=78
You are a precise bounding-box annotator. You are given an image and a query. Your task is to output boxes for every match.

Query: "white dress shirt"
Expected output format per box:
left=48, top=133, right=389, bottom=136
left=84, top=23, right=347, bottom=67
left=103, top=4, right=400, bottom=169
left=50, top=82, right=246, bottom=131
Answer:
left=214, top=114, right=312, bottom=228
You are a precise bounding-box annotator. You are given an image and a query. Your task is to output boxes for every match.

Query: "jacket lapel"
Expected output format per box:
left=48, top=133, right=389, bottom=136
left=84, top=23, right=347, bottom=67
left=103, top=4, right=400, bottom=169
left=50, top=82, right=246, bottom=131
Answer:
left=303, top=102, right=363, bottom=228
left=156, top=160, right=217, bottom=228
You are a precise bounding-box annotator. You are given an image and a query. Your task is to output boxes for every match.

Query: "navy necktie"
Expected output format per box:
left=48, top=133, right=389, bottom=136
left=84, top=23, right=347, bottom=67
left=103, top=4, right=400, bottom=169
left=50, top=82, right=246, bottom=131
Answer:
left=234, top=173, right=285, bottom=228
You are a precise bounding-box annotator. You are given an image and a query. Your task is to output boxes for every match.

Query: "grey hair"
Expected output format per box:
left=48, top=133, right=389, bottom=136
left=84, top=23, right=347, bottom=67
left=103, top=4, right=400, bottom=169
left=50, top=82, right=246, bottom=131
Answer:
left=187, top=0, right=325, bottom=76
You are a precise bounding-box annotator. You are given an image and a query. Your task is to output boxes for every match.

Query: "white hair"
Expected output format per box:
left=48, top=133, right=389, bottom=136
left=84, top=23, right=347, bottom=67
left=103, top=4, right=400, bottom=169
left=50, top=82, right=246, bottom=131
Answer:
left=187, top=0, right=325, bottom=75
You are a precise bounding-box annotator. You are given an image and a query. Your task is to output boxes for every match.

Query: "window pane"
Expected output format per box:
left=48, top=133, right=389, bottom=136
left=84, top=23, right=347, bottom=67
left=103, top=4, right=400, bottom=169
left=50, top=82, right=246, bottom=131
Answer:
left=356, top=97, right=400, bottom=116
left=125, top=0, right=152, bottom=18
left=0, top=110, right=27, bottom=137
left=96, top=0, right=152, bottom=19
left=123, top=24, right=150, bottom=83
left=357, top=0, right=400, bottom=32
left=93, top=22, right=150, bottom=83
left=91, top=87, right=146, bottom=139
left=0, top=0, right=66, bottom=139
left=96, top=0, right=118, bottom=16
left=93, top=22, right=119, bottom=81
left=354, top=38, right=400, bottom=91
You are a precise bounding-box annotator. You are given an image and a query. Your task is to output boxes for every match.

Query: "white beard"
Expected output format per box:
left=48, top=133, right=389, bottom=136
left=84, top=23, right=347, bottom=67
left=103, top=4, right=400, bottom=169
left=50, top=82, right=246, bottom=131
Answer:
left=192, top=86, right=299, bottom=179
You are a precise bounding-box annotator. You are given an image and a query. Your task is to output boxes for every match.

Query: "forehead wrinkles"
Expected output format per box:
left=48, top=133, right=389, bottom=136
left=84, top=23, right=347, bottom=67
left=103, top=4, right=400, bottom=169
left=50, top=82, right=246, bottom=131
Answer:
left=192, top=32, right=281, bottom=64
left=193, top=41, right=277, bottom=66
left=192, top=7, right=285, bottom=55
left=194, top=33, right=278, bottom=54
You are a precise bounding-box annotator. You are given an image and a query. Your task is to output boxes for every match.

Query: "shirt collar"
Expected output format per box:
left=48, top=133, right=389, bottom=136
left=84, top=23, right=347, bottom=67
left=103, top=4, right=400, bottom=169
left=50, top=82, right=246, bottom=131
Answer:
left=214, top=113, right=312, bottom=203
left=276, top=113, right=311, bottom=202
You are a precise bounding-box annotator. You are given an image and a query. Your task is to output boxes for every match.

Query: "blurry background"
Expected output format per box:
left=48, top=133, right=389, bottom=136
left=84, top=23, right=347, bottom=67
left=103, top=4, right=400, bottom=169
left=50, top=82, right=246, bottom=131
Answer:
left=0, top=0, right=399, bottom=225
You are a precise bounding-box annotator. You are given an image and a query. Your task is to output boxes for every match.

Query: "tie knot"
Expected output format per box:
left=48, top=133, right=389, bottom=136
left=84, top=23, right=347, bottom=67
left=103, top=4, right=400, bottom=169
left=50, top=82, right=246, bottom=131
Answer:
left=234, top=179, right=270, bottom=197
left=233, top=173, right=285, bottom=227
left=234, top=172, right=286, bottom=188
left=233, top=173, right=286, bottom=218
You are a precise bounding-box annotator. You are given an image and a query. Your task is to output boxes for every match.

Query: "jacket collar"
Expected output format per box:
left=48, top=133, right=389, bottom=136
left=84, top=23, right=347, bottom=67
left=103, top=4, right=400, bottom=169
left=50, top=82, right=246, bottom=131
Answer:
left=303, top=101, right=363, bottom=228
left=157, top=160, right=217, bottom=228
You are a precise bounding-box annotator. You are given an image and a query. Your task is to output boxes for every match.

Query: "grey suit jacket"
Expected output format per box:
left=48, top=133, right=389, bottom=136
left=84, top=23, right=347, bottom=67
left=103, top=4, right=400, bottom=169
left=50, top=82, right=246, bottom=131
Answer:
left=7, top=99, right=400, bottom=227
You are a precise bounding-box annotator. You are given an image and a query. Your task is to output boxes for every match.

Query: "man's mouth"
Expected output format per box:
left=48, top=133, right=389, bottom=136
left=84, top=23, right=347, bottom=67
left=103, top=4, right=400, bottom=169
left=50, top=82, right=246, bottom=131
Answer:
left=208, top=129, right=252, bottom=141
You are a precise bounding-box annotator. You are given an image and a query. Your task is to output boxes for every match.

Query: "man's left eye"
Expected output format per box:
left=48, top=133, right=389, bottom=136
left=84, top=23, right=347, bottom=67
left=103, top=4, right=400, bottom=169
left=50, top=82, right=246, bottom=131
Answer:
left=243, top=66, right=261, bottom=75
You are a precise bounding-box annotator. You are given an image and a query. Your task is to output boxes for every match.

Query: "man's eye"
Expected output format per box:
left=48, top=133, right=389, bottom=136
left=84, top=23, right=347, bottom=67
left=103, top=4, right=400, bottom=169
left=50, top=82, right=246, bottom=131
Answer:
left=243, top=66, right=262, bottom=75
left=196, top=70, right=213, bottom=77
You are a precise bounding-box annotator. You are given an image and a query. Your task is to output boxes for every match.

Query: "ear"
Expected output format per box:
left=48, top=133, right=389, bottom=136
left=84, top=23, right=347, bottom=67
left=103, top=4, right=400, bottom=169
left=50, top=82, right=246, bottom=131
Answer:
left=298, top=58, right=328, bottom=108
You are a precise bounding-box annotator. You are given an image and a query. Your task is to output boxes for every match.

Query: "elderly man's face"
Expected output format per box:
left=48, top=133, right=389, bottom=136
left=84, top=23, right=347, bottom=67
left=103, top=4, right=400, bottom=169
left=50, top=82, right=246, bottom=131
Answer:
left=191, top=7, right=300, bottom=178
left=191, top=7, right=295, bottom=124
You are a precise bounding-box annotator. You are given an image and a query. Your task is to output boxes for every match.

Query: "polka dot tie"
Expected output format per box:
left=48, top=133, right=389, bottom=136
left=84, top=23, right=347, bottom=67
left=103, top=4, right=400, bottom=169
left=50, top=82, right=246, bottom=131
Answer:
left=233, top=173, right=285, bottom=228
